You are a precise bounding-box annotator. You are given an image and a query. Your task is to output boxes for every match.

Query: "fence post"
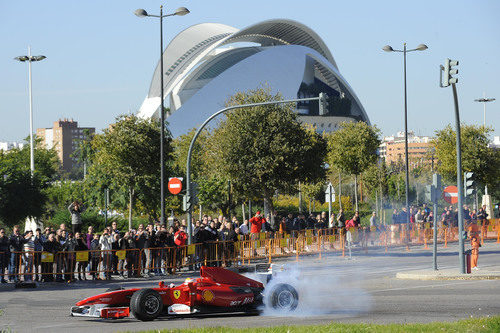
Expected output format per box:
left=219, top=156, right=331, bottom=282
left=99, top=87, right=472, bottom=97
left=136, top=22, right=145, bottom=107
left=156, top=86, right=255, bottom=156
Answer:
left=444, top=229, right=448, bottom=248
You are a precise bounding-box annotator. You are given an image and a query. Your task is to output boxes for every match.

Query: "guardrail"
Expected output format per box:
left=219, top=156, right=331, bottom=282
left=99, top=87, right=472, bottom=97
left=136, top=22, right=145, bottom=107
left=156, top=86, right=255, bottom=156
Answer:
left=1, top=218, right=498, bottom=282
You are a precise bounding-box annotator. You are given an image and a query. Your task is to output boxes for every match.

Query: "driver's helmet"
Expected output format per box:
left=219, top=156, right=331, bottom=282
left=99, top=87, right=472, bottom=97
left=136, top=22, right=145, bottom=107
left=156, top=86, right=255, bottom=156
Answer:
left=184, top=277, right=193, bottom=284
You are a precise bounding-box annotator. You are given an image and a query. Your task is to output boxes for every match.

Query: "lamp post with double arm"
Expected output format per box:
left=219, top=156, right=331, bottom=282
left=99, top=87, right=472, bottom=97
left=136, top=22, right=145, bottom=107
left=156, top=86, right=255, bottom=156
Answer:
left=383, top=43, right=428, bottom=241
left=14, top=47, right=46, bottom=177
left=135, top=6, right=190, bottom=226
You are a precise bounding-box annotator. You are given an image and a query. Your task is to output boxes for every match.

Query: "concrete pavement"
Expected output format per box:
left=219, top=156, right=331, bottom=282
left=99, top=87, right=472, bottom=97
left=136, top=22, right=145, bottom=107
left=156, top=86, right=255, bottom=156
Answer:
left=1, top=239, right=499, bottom=332
left=396, top=240, right=500, bottom=280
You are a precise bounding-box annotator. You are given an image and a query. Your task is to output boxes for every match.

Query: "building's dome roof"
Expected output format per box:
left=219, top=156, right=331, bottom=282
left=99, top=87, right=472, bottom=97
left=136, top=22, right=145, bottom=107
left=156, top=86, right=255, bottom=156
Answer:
left=138, top=19, right=368, bottom=136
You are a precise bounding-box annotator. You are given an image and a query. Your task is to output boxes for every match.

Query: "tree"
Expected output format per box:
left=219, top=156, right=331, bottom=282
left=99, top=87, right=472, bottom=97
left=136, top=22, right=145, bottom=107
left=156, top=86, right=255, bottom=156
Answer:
left=0, top=141, right=58, bottom=227
left=362, top=163, right=388, bottom=204
left=172, top=128, right=209, bottom=180
left=89, top=114, right=174, bottom=228
left=432, top=124, right=500, bottom=190
left=326, top=121, right=381, bottom=211
left=206, top=86, right=327, bottom=217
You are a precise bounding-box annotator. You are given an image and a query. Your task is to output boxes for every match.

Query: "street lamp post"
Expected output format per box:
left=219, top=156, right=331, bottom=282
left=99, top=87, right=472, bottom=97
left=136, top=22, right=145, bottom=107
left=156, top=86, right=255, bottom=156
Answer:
left=474, top=94, right=495, bottom=196
left=383, top=43, right=428, bottom=240
left=135, top=6, right=190, bottom=226
left=14, top=47, right=46, bottom=177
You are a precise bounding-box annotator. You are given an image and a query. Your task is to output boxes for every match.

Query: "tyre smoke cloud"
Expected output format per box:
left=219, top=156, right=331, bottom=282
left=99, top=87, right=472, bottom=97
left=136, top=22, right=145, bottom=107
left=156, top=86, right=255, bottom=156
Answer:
left=258, top=261, right=372, bottom=317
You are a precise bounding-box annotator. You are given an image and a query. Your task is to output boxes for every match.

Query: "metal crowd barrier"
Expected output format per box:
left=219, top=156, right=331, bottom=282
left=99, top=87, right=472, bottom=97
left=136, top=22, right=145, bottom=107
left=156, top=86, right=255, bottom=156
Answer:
left=1, top=218, right=499, bottom=282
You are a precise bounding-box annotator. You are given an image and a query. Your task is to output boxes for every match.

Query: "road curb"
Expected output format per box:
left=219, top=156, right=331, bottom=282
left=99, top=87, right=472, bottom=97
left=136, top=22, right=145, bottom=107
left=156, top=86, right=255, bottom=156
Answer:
left=396, top=272, right=500, bottom=280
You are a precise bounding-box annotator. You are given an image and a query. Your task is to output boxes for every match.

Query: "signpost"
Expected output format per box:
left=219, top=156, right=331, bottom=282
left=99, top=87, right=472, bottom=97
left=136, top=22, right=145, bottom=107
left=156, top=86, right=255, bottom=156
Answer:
left=325, top=182, right=335, bottom=227
left=432, top=173, right=441, bottom=270
left=168, top=177, right=183, bottom=195
left=442, top=186, right=458, bottom=204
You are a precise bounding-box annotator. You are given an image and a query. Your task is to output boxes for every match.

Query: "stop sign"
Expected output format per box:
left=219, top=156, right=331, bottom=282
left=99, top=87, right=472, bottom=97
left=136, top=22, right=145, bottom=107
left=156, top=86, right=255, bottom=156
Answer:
left=168, top=177, right=183, bottom=195
left=442, top=185, right=458, bottom=204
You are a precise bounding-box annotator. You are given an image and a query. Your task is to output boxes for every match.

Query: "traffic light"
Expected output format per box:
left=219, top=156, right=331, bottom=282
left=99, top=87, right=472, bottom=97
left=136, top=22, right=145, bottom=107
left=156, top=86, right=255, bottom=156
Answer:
left=183, top=195, right=192, bottom=211
left=443, top=58, right=459, bottom=87
left=319, top=92, right=328, bottom=115
left=425, top=185, right=433, bottom=202
left=464, top=172, right=475, bottom=197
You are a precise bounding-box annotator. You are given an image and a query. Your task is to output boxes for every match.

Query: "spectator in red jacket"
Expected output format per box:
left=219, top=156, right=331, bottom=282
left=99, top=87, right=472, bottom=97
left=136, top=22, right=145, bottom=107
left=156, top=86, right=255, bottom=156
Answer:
left=249, top=211, right=265, bottom=235
left=174, top=226, right=188, bottom=246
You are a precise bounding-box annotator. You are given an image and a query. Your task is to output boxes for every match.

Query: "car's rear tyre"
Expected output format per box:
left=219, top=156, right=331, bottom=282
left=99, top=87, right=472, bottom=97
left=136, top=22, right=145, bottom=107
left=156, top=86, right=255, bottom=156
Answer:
left=270, top=283, right=298, bottom=312
left=130, top=289, right=163, bottom=321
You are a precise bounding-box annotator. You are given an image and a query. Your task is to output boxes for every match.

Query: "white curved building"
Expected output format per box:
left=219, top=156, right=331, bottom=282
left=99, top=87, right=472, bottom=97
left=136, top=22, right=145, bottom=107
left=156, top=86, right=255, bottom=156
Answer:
left=138, top=19, right=369, bottom=137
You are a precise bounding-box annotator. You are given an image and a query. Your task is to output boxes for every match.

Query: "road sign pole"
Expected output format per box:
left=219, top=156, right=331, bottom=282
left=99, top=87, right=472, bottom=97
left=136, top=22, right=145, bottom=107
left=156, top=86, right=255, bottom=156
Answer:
left=452, top=83, right=466, bottom=274
left=432, top=173, right=441, bottom=271
left=328, top=192, right=332, bottom=226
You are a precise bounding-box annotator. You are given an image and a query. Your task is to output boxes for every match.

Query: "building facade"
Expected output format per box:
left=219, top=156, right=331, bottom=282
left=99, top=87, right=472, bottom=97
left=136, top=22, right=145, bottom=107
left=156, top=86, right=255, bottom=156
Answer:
left=37, top=119, right=95, bottom=173
left=137, top=19, right=369, bottom=136
left=380, top=131, right=435, bottom=170
left=0, top=141, right=24, bottom=152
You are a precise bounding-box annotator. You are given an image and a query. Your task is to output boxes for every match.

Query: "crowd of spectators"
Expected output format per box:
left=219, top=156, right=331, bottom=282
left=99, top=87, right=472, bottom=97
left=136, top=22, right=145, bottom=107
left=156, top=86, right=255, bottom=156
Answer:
left=391, top=204, right=489, bottom=228
left=0, top=202, right=491, bottom=284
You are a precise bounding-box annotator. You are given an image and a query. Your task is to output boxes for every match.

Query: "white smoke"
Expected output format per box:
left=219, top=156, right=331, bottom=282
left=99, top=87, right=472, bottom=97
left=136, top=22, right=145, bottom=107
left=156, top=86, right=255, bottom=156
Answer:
left=258, top=262, right=372, bottom=317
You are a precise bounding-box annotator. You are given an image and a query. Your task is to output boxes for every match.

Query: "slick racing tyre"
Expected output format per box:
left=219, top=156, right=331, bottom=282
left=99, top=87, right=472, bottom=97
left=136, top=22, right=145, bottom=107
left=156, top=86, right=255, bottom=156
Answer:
left=130, top=288, right=163, bottom=321
left=270, top=283, right=299, bottom=312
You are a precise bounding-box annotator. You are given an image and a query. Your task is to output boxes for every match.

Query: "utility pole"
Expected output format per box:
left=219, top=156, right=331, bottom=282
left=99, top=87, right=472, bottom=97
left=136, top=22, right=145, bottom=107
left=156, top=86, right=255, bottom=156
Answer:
left=440, top=58, right=465, bottom=273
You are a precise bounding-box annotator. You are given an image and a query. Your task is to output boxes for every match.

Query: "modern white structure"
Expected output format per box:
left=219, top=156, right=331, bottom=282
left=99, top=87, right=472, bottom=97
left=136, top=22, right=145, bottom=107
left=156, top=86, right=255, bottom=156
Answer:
left=138, top=19, right=369, bottom=136
left=0, top=141, right=24, bottom=152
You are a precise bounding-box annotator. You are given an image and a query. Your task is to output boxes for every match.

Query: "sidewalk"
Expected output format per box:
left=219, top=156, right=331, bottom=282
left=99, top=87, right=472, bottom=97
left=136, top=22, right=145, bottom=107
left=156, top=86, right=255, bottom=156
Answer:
left=396, top=240, right=500, bottom=280
left=396, top=265, right=500, bottom=280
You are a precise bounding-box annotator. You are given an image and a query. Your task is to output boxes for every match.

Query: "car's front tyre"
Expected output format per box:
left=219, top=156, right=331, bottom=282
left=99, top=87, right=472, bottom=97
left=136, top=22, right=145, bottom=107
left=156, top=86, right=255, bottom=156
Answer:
left=130, top=289, right=163, bottom=321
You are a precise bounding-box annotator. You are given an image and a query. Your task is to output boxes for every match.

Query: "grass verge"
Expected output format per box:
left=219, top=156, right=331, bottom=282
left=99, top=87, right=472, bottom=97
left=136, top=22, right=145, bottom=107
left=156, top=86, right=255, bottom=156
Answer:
left=130, top=315, right=500, bottom=333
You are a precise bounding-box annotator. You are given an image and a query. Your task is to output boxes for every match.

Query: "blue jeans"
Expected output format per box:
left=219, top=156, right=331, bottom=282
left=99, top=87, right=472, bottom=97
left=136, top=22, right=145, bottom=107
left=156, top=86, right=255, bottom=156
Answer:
left=9, top=252, right=21, bottom=281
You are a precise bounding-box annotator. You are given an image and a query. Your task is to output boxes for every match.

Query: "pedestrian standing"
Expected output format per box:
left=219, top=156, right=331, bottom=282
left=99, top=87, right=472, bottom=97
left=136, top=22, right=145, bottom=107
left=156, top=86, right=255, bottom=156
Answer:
left=0, top=228, right=9, bottom=283
left=23, top=230, right=35, bottom=282
left=68, top=201, right=86, bottom=234
left=99, top=228, right=113, bottom=280
left=9, top=225, right=30, bottom=282
left=471, top=235, right=480, bottom=270
left=249, top=211, right=265, bottom=239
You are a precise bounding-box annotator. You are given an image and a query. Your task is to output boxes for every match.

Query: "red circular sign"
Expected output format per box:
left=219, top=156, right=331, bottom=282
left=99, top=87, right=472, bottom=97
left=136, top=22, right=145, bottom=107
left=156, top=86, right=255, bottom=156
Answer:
left=168, top=178, right=183, bottom=195
left=442, top=185, right=458, bottom=204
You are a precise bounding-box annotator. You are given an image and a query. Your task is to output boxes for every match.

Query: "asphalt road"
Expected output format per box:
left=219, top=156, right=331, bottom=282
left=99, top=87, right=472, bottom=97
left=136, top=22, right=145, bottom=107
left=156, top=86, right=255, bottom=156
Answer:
left=1, top=241, right=499, bottom=333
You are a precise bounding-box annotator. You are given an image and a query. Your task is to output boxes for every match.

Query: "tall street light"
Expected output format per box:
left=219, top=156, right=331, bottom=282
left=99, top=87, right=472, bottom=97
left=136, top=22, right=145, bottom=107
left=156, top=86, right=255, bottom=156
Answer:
left=135, top=6, right=190, bottom=226
left=474, top=93, right=495, bottom=195
left=383, top=43, right=428, bottom=236
left=14, top=47, right=46, bottom=177
left=474, top=93, right=495, bottom=127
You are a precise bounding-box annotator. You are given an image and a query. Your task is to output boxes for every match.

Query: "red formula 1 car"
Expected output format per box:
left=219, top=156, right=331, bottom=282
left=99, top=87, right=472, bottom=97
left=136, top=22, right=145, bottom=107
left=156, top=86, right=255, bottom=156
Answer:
left=71, top=266, right=298, bottom=321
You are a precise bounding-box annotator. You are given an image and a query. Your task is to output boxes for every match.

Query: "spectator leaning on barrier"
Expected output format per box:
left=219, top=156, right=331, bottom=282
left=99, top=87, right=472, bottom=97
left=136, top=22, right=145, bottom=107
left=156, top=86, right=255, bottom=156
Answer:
left=86, top=226, right=94, bottom=250
left=415, top=209, right=424, bottom=224
left=33, top=228, right=44, bottom=282
left=68, top=201, right=86, bottom=234
left=75, top=232, right=88, bottom=281
left=9, top=225, right=30, bottom=282
left=99, top=228, right=113, bottom=280
left=89, top=234, right=101, bottom=280
left=23, top=230, right=35, bottom=282
left=239, top=219, right=249, bottom=236
left=0, top=228, right=10, bottom=283
left=63, top=232, right=78, bottom=281
left=42, top=232, right=62, bottom=282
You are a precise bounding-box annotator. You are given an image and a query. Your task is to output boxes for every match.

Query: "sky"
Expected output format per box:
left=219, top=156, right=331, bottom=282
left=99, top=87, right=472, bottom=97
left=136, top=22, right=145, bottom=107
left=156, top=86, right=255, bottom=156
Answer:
left=1, top=0, right=499, bottom=142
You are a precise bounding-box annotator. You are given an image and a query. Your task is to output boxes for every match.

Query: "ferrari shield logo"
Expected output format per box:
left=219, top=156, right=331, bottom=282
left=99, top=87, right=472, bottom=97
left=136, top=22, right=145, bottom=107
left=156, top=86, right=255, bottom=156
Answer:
left=202, top=290, right=214, bottom=302
left=173, top=290, right=181, bottom=299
